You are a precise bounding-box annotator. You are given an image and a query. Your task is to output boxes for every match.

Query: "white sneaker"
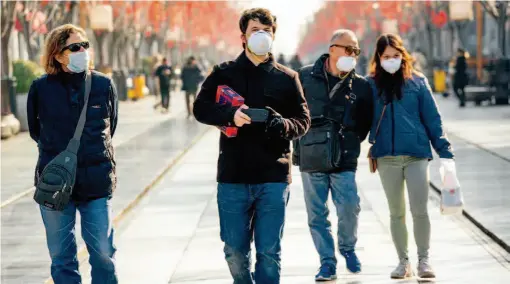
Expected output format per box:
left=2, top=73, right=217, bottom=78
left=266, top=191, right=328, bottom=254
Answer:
left=417, top=258, right=436, bottom=278
left=390, top=258, right=413, bottom=279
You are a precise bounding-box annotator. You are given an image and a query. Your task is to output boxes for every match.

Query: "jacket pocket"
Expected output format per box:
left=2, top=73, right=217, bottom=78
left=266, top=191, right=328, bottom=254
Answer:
left=299, top=122, right=341, bottom=172
left=87, top=102, right=109, bottom=120
left=341, top=131, right=361, bottom=162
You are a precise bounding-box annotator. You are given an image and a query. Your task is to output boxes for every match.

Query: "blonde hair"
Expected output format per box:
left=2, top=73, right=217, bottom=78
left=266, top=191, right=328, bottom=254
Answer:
left=41, top=24, right=91, bottom=75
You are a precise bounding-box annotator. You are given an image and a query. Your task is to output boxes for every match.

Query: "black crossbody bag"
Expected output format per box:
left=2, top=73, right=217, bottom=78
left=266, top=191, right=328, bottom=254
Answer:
left=33, top=73, right=92, bottom=210
left=298, top=74, right=355, bottom=173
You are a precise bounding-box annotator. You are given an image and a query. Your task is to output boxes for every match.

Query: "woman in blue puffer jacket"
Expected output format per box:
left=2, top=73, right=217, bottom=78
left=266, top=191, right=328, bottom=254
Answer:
left=366, top=34, right=455, bottom=280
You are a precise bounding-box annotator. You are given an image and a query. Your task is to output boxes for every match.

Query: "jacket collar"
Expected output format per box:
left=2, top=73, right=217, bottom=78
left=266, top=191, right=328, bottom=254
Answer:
left=311, top=53, right=358, bottom=80
left=310, top=53, right=329, bottom=78
left=234, top=51, right=275, bottom=72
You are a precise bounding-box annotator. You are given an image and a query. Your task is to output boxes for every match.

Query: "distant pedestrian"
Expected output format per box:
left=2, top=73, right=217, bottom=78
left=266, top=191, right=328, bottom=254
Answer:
left=289, top=54, right=303, bottom=71
left=27, top=24, right=118, bottom=284
left=453, top=48, right=469, bottom=107
left=154, top=57, right=173, bottom=112
left=367, top=33, right=455, bottom=280
left=277, top=53, right=287, bottom=66
left=181, top=56, right=204, bottom=117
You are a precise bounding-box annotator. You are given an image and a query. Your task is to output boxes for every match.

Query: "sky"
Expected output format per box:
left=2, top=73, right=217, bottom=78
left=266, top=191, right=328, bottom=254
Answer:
left=237, top=0, right=325, bottom=57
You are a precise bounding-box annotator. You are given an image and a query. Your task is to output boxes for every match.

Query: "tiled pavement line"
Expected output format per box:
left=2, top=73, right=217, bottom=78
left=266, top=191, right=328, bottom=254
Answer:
left=1, top=94, right=186, bottom=208
left=43, top=126, right=212, bottom=284
left=0, top=116, right=206, bottom=283
left=357, top=143, right=510, bottom=284
left=80, top=131, right=510, bottom=284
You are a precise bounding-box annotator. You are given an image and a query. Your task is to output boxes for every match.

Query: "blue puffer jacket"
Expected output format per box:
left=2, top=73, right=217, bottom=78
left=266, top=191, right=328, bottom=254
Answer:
left=367, top=73, right=454, bottom=159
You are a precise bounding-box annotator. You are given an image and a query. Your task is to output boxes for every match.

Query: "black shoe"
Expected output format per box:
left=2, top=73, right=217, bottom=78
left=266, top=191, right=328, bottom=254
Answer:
left=315, top=263, right=337, bottom=281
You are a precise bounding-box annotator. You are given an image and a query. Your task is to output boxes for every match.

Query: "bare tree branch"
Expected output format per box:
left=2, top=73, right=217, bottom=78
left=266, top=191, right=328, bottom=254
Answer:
left=1, top=1, right=17, bottom=38
left=31, top=3, right=59, bottom=35
left=479, top=0, right=499, bottom=20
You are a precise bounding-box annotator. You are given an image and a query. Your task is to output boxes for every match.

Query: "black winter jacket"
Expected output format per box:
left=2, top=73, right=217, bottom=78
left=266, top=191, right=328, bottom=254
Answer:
left=27, top=70, right=118, bottom=201
left=193, top=52, right=310, bottom=184
left=294, top=54, right=373, bottom=172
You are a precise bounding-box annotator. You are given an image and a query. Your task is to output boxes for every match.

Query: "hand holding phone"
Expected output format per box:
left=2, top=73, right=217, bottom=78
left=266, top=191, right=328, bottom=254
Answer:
left=234, top=105, right=251, bottom=127
left=241, top=108, right=269, bottom=123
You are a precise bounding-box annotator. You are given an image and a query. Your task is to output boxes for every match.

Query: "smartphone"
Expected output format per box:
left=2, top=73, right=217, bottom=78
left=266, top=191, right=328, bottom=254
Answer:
left=241, top=108, right=269, bottom=123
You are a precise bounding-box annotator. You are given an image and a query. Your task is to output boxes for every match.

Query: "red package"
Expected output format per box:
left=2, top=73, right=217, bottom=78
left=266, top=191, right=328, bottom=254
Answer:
left=216, top=85, right=245, bottom=137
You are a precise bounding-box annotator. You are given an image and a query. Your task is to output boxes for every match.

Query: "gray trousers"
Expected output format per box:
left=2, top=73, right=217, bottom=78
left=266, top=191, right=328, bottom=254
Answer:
left=377, top=156, right=431, bottom=260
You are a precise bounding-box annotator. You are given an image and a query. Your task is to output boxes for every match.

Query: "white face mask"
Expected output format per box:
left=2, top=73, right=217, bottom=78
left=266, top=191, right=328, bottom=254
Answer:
left=381, top=58, right=402, bottom=74
left=247, top=31, right=273, bottom=56
left=66, top=51, right=90, bottom=73
left=336, top=56, right=357, bottom=72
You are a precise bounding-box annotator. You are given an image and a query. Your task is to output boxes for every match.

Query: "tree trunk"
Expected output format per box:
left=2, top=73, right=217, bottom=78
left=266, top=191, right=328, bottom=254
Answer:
left=117, top=36, right=126, bottom=69
left=62, top=1, right=77, bottom=25
left=1, top=39, right=12, bottom=116
left=1, top=1, right=17, bottom=116
left=498, top=11, right=507, bottom=56
left=109, top=31, right=121, bottom=68
left=95, top=31, right=107, bottom=69
left=21, top=18, right=36, bottom=61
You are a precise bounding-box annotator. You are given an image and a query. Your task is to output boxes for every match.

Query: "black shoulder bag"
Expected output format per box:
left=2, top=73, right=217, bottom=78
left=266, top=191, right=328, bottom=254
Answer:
left=34, top=73, right=92, bottom=210
left=298, top=74, right=355, bottom=173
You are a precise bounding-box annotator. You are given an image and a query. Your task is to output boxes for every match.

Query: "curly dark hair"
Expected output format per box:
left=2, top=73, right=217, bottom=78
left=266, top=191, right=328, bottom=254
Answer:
left=239, top=8, right=277, bottom=49
left=369, top=33, right=415, bottom=102
left=239, top=8, right=277, bottom=34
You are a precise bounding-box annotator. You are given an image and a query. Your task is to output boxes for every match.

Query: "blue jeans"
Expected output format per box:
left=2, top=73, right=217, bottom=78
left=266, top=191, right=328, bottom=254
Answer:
left=217, top=183, right=290, bottom=284
left=40, top=197, right=118, bottom=284
left=301, top=171, right=360, bottom=266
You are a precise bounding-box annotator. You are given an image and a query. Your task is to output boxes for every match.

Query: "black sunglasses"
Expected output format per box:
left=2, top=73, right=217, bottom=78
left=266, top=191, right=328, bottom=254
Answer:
left=330, top=44, right=361, bottom=56
left=62, top=41, right=90, bottom=52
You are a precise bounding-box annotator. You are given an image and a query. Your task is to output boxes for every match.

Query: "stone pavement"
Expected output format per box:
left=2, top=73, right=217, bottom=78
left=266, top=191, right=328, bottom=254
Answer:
left=1, top=93, right=208, bottom=283
left=429, top=95, right=510, bottom=248
left=77, top=130, right=510, bottom=284
left=1, top=93, right=184, bottom=205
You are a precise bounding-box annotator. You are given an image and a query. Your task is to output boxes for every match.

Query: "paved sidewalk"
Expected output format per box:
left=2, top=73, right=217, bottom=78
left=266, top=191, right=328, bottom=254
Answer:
left=1, top=93, right=207, bottom=283
left=1, top=93, right=184, bottom=204
left=430, top=95, right=510, bottom=248
left=435, top=95, right=510, bottom=160
left=82, top=130, right=510, bottom=284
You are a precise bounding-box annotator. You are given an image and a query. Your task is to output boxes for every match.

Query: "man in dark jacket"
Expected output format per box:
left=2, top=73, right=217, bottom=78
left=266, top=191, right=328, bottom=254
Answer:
left=181, top=56, right=204, bottom=117
left=290, top=54, right=303, bottom=71
left=294, top=29, right=373, bottom=281
left=154, top=57, right=173, bottom=112
left=453, top=48, right=468, bottom=107
left=193, top=8, right=310, bottom=284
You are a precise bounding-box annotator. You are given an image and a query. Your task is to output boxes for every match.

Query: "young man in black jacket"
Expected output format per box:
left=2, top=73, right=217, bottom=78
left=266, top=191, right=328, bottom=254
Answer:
left=294, top=29, right=373, bottom=281
left=193, top=8, right=310, bottom=284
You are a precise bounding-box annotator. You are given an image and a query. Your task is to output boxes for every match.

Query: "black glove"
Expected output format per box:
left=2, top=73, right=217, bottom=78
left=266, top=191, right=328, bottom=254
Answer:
left=265, top=106, right=286, bottom=137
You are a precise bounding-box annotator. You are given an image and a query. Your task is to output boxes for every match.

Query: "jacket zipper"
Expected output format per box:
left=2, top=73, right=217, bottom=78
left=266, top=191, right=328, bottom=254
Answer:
left=391, top=102, right=395, bottom=155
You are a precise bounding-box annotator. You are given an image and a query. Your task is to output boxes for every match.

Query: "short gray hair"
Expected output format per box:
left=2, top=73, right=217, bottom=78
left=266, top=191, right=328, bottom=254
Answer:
left=330, top=29, right=357, bottom=45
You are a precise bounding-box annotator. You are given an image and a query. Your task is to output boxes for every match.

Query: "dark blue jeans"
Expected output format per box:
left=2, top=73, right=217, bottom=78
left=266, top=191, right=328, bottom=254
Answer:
left=217, top=182, right=290, bottom=284
left=301, top=171, right=360, bottom=267
left=40, top=197, right=118, bottom=284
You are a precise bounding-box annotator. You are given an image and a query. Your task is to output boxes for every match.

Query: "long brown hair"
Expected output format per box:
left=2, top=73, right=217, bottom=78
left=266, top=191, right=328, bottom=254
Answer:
left=369, top=33, right=414, bottom=102
left=41, top=24, right=90, bottom=75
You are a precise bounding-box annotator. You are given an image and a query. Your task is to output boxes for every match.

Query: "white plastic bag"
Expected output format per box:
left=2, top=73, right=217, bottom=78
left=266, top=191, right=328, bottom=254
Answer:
left=439, top=159, right=464, bottom=215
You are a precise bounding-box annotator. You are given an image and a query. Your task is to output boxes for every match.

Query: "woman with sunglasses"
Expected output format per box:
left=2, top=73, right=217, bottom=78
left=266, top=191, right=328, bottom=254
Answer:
left=366, top=34, right=455, bottom=279
left=27, top=24, right=118, bottom=284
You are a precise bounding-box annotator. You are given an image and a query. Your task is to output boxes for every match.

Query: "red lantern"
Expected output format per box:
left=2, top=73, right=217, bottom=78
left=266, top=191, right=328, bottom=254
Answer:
left=432, top=10, right=448, bottom=29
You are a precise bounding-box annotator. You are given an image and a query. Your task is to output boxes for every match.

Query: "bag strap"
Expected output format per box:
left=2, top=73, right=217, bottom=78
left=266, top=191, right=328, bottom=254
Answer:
left=340, top=73, right=356, bottom=131
left=369, top=104, right=387, bottom=144
left=67, top=72, right=92, bottom=154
